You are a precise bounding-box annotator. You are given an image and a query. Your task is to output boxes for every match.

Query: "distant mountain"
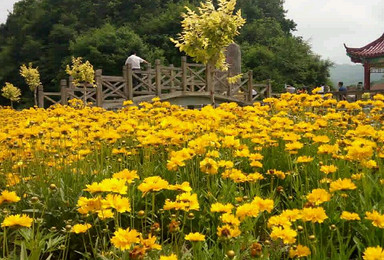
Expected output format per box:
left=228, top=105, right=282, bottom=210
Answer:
left=330, top=64, right=382, bottom=87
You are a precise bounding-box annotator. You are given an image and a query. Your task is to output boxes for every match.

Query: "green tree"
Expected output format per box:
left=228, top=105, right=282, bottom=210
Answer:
left=69, top=24, right=164, bottom=75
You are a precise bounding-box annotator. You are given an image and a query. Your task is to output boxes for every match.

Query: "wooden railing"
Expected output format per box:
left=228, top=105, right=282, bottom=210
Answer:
left=37, top=56, right=272, bottom=108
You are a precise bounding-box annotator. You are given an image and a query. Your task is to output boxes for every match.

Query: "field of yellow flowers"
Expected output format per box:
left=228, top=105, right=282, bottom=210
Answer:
left=1, top=93, right=384, bottom=259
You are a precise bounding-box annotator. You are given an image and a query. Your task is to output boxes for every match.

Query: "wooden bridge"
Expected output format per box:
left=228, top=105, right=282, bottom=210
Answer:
left=38, top=56, right=272, bottom=109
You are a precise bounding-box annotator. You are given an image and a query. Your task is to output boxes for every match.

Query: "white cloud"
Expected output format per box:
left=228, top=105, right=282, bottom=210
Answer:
left=285, top=0, right=384, bottom=64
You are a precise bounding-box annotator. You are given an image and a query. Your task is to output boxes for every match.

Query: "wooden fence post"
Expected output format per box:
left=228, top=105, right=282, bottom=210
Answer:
left=170, top=64, right=175, bottom=93
left=95, top=69, right=103, bottom=107
left=181, top=56, right=187, bottom=93
left=206, top=64, right=213, bottom=93
left=124, top=64, right=133, bottom=100
left=155, top=59, right=161, bottom=96
left=227, top=70, right=232, bottom=97
left=146, top=63, right=152, bottom=93
left=127, top=64, right=133, bottom=99
left=267, top=79, right=272, bottom=98
left=38, top=85, right=44, bottom=108
left=247, top=70, right=253, bottom=102
left=60, top=79, right=68, bottom=105
left=69, top=76, right=74, bottom=88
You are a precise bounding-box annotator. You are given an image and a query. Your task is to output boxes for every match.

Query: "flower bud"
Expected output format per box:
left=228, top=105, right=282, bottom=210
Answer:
left=226, top=250, right=235, bottom=259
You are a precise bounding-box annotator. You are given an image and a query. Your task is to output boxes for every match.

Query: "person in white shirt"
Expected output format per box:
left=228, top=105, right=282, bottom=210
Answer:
left=285, top=85, right=296, bottom=94
left=125, top=52, right=148, bottom=70
left=125, top=52, right=148, bottom=89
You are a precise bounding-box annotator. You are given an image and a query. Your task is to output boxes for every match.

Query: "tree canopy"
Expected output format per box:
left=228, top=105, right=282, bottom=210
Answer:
left=0, top=0, right=332, bottom=105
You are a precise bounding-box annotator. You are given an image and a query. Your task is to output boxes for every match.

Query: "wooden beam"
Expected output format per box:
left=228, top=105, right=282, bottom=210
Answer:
left=95, top=69, right=103, bottom=107
left=155, top=59, right=161, bottom=96
left=38, top=85, right=44, bottom=108
left=181, top=56, right=187, bottom=93
left=60, top=79, right=68, bottom=105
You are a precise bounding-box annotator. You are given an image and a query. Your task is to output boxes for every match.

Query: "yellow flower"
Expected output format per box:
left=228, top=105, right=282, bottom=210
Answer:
left=300, top=207, right=328, bottom=223
left=140, top=234, right=162, bottom=250
left=270, top=226, right=297, bottom=244
left=289, top=245, right=311, bottom=258
left=268, top=215, right=292, bottom=228
left=365, top=211, right=384, bottom=228
left=138, top=176, right=169, bottom=196
left=200, top=157, right=218, bottom=175
left=340, top=211, right=360, bottom=221
left=320, top=165, right=337, bottom=175
left=185, top=232, right=205, bottom=242
left=296, top=156, right=314, bottom=163
left=217, top=224, right=241, bottom=238
left=102, top=194, right=131, bottom=213
left=84, top=178, right=128, bottom=195
left=329, top=178, right=357, bottom=193
left=312, top=135, right=330, bottom=143
left=1, top=214, right=33, bottom=228
left=97, top=209, right=114, bottom=220
left=236, top=203, right=259, bottom=220
left=111, top=227, right=141, bottom=251
left=363, top=246, right=384, bottom=260
left=175, top=192, right=200, bottom=211
left=71, top=223, right=92, bottom=234
left=113, top=169, right=139, bottom=184
left=0, top=190, right=21, bottom=204
left=266, top=169, right=286, bottom=180
left=160, top=254, right=178, bottom=260
left=168, top=182, right=192, bottom=192
left=306, top=189, right=331, bottom=205
left=76, top=196, right=103, bottom=214
left=221, top=213, right=241, bottom=226
left=252, top=196, right=274, bottom=213
left=210, top=202, right=234, bottom=213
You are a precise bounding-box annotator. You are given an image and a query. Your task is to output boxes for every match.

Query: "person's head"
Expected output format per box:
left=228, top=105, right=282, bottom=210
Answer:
left=338, top=82, right=343, bottom=87
left=130, top=51, right=136, bottom=56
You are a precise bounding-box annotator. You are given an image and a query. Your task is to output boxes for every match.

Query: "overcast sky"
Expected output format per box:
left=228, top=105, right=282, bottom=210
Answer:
left=1, top=0, right=383, bottom=64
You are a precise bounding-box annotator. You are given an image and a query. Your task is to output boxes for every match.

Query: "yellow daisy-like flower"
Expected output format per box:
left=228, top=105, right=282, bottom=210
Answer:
left=140, top=234, right=162, bottom=250
left=340, top=211, right=360, bottom=221
left=210, top=202, right=234, bottom=213
left=306, top=188, right=331, bottom=205
left=296, top=156, right=314, bottom=163
left=138, top=176, right=169, bottom=196
left=300, top=207, right=328, bottom=223
left=1, top=214, right=33, bottom=228
left=111, top=227, right=141, bottom=251
left=113, top=169, right=139, bottom=184
left=365, top=211, right=384, bottom=228
left=320, top=165, right=338, bottom=175
left=363, top=246, right=384, bottom=260
left=71, top=223, right=92, bottom=234
left=102, top=194, right=131, bottom=213
left=217, top=224, right=241, bottom=238
left=185, top=232, right=205, bottom=242
left=0, top=190, right=21, bottom=204
left=270, top=226, right=297, bottom=244
left=160, top=254, right=178, bottom=260
left=168, top=182, right=192, bottom=192
left=289, top=245, right=311, bottom=258
left=84, top=178, right=127, bottom=195
left=329, top=178, right=357, bottom=193
left=199, top=157, right=218, bottom=175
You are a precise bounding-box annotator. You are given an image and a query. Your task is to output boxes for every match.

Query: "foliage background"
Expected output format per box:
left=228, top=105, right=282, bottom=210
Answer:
left=0, top=0, right=332, bottom=106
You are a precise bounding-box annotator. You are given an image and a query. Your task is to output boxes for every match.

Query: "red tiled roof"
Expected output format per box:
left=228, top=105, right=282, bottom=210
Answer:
left=345, top=33, right=384, bottom=62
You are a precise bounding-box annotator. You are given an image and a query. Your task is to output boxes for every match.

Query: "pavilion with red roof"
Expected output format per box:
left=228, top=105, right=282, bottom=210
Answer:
left=345, top=33, right=384, bottom=90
